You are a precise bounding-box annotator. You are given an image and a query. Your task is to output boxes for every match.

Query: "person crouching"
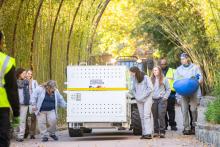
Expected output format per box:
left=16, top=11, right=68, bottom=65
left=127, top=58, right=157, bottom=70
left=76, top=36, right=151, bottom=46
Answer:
left=31, top=80, right=66, bottom=142
left=151, top=66, right=171, bottom=138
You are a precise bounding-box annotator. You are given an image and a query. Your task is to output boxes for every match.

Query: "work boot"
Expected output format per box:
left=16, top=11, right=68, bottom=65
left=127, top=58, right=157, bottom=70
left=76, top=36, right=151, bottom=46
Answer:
left=42, top=137, right=48, bottom=142
left=183, top=130, right=191, bottom=135
left=153, top=133, right=159, bottom=137
left=171, top=126, right=178, bottom=131
left=142, top=134, right=152, bottom=139
left=190, top=127, right=195, bottom=135
left=50, top=134, right=59, bottom=141
left=16, top=138, right=24, bottom=142
left=30, top=135, right=35, bottom=139
left=24, top=133, right=29, bottom=139
left=160, top=133, right=165, bottom=138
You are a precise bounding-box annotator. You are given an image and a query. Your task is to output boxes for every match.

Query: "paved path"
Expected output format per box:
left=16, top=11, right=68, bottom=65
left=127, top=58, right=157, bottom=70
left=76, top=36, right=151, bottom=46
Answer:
left=10, top=106, right=208, bottom=147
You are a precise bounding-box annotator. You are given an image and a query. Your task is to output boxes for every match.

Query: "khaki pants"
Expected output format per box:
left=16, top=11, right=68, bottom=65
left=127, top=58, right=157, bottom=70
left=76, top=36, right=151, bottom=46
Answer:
left=17, top=105, right=29, bottom=139
left=137, top=98, right=153, bottom=135
left=181, top=94, right=198, bottom=130
left=37, top=110, right=57, bottom=138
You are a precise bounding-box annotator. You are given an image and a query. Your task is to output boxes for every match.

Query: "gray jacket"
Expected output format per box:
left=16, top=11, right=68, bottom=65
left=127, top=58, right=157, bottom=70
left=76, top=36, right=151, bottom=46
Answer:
left=152, top=78, right=171, bottom=100
left=132, top=75, right=153, bottom=102
left=31, top=86, right=67, bottom=116
left=174, top=63, right=202, bottom=99
left=174, top=63, right=203, bottom=83
left=30, top=80, right=38, bottom=94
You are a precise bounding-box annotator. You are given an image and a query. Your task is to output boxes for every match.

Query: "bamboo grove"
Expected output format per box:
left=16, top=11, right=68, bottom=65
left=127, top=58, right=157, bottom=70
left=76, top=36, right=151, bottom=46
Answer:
left=0, top=0, right=110, bottom=86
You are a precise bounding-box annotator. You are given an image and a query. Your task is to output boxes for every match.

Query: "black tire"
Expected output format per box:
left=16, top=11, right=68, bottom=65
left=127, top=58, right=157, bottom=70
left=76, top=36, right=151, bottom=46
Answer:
left=81, top=127, right=92, bottom=133
left=131, top=108, right=142, bottom=135
left=68, top=128, right=83, bottom=137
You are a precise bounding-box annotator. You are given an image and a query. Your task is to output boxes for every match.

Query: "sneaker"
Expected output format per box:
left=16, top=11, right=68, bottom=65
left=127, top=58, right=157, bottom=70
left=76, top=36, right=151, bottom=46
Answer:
left=171, top=126, right=178, bottom=131
left=30, top=135, right=35, bottom=139
left=183, top=130, right=191, bottom=135
left=160, top=133, right=165, bottom=138
left=140, top=135, right=145, bottom=139
left=153, top=133, right=159, bottom=137
left=42, top=137, right=48, bottom=142
left=16, top=138, right=24, bottom=142
left=142, top=134, right=152, bottom=139
left=50, top=134, right=58, bottom=141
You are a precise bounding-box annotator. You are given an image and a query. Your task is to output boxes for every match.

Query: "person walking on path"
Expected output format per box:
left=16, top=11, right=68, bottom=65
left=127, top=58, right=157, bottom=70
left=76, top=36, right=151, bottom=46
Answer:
left=25, top=69, right=38, bottom=139
left=130, top=66, right=154, bottom=139
left=16, top=68, right=31, bottom=142
left=174, top=53, right=203, bottom=135
left=160, top=59, right=177, bottom=131
left=31, top=80, right=66, bottom=142
left=151, top=66, right=171, bottom=138
left=0, top=31, right=20, bottom=147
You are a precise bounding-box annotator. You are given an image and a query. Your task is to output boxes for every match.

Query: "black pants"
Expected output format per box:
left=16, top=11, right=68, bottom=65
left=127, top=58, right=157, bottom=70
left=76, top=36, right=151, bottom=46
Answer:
left=0, top=108, right=10, bottom=147
left=152, top=98, right=167, bottom=134
left=165, top=92, right=177, bottom=128
left=189, top=105, right=193, bottom=128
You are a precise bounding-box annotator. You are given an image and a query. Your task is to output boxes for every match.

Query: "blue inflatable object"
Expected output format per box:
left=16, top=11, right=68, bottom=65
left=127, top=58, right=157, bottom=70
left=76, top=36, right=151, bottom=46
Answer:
left=174, top=78, right=199, bottom=96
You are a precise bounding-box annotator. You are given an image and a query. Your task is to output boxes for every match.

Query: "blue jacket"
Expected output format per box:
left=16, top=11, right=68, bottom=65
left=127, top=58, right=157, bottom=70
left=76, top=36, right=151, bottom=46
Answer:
left=31, top=86, right=67, bottom=116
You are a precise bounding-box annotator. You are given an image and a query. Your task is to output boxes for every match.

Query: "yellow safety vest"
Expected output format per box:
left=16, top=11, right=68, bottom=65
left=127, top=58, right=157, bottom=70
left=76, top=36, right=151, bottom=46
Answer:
left=0, top=52, right=16, bottom=108
left=166, top=68, right=175, bottom=92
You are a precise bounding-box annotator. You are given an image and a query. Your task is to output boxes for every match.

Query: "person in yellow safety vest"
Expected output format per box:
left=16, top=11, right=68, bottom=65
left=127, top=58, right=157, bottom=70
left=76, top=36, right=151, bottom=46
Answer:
left=160, top=58, right=177, bottom=131
left=0, top=31, right=20, bottom=147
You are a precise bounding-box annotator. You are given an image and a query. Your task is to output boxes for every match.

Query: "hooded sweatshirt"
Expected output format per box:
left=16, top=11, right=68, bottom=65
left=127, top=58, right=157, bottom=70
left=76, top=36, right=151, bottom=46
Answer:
left=132, top=75, right=153, bottom=102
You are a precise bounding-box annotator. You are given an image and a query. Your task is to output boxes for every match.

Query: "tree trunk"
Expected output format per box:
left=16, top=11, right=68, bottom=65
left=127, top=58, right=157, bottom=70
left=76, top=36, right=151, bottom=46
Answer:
left=49, top=0, right=64, bottom=79
left=66, top=0, right=83, bottom=65
left=30, top=0, right=44, bottom=70
left=87, top=0, right=110, bottom=54
left=12, top=0, right=24, bottom=57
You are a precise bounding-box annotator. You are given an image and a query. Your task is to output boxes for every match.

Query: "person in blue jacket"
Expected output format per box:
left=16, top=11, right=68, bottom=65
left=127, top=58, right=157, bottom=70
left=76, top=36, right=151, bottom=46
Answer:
left=31, top=80, right=66, bottom=142
left=174, top=53, right=203, bottom=135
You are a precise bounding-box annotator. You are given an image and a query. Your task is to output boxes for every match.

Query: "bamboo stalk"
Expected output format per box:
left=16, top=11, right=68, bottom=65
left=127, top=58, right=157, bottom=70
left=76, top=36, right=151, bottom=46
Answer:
left=30, top=0, right=44, bottom=70
left=12, top=0, right=24, bottom=57
left=49, top=0, right=64, bottom=79
left=0, top=0, right=4, bottom=8
left=87, top=0, right=111, bottom=54
left=66, top=0, right=83, bottom=65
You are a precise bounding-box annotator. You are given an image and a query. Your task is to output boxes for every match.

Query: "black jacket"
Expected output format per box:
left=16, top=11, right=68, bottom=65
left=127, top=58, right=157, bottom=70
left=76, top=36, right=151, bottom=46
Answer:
left=4, top=66, right=20, bottom=117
